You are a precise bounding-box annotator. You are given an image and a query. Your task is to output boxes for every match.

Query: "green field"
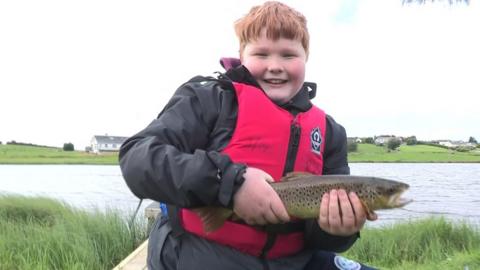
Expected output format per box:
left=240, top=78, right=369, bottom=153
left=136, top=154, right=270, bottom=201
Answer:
left=0, top=144, right=118, bottom=164
left=348, top=143, right=480, bottom=163
left=1, top=143, right=480, bottom=164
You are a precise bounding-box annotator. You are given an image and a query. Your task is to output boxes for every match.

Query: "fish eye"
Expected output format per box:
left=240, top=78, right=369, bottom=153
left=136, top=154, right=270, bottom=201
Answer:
left=387, top=187, right=396, bottom=195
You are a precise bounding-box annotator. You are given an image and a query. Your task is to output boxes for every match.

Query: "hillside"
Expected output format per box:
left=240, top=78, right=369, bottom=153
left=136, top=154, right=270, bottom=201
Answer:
left=348, top=143, right=480, bottom=163
left=1, top=143, right=480, bottom=164
left=0, top=144, right=118, bottom=164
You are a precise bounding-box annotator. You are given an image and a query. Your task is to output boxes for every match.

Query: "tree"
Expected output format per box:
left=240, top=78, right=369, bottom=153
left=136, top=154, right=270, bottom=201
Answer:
left=405, top=136, right=418, bottom=145
left=364, top=137, right=374, bottom=144
left=347, top=140, right=358, bottom=152
left=63, top=143, right=74, bottom=151
left=468, top=136, right=477, bottom=144
left=387, top=138, right=402, bottom=151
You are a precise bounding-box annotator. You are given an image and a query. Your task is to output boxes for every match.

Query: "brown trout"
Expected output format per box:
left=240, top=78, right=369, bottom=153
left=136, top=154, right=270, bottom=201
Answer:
left=192, top=174, right=411, bottom=232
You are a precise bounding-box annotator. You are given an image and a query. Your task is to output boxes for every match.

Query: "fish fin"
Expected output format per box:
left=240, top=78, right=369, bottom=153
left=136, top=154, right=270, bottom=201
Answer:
left=359, top=200, right=376, bottom=219
left=191, top=207, right=233, bottom=233
left=282, top=171, right=314, bottom=182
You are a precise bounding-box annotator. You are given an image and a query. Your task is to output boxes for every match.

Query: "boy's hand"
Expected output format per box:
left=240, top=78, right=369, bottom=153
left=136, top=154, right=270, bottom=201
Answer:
left=233, top=167, right=290, bottom=225
left=317, top=189, right=378, bottom=236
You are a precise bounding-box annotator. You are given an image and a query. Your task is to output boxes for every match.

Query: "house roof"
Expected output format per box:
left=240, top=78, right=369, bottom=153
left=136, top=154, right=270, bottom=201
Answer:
left=93, top=135, right=128, bottom=144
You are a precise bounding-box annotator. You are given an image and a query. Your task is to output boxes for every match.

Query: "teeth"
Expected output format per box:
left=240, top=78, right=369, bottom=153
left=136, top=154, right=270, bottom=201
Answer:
left=265, top=79, right=286, bottom=84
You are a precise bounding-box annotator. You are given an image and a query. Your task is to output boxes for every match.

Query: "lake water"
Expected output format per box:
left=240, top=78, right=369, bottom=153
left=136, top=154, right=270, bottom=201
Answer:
left=1, top=163, right=479, bottom=227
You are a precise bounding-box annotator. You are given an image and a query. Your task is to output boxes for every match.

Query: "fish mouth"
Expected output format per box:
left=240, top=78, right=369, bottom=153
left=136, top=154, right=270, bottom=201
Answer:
left=388, top=188, right=412, bottom=208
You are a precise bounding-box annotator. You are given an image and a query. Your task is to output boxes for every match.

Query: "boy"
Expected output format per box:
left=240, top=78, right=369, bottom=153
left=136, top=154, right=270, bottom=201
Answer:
left=120, top=2, right=377, bottom=269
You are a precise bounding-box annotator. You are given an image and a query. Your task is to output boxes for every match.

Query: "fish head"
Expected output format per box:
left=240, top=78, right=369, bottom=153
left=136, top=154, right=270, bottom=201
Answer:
left=367, top=178, right=412, bottom=210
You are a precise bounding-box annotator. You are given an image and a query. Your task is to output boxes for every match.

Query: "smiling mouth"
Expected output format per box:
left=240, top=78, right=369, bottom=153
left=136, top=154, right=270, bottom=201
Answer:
left=263, top=79, right=287, bottom=84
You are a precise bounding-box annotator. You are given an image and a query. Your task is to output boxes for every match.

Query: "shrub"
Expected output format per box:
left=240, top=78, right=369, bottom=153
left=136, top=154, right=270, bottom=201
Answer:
left=364, top=137, right=374, bottom=144
left=347, top=141, right=358, bottom=152
left=63, top=143, right=74, bottom=151
left=456, top=146, right=474, bottom=152
left=417, top=141, right=451, bottom=150
left=387, top=138, right=401, bottom=150
left=405, top=136, right=417, bottom=145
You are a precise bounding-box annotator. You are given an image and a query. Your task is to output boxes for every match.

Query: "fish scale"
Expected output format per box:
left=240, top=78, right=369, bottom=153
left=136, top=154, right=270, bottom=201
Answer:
left=271, top=174, right=409, bottom=219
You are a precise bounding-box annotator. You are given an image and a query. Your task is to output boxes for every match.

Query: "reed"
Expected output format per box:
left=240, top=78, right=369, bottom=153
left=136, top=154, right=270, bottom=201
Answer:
left=2, top=195, right=479, bottom=269
left=0, top=195, right=148, bottom=270
left=344, top=217, right=480, bottom=269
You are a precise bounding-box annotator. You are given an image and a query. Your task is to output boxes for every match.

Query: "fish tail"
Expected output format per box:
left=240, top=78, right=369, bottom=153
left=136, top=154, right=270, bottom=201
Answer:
left=191, top=207, right=233, bottom=233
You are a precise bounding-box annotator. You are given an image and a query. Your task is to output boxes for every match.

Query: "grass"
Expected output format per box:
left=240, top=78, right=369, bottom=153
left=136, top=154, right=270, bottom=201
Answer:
left=343, top=217, right=480, bottom=269
left=0, top=144, right=118, bottom=164
left=348, top=143, right=480, bottom=163
left=1, top=196, right=479, bottom=269
left=1, top=143, right=479, bottom=164
left=0, top=195, right=148, bottom=270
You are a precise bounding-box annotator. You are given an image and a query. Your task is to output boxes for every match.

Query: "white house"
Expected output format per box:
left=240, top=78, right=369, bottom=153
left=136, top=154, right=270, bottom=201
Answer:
left=438, top=140, right=456, bottom=148
left=90, top=135, right=128, bottom=153
left=374, top=135, right=396, bottom=146
left=438, top=140, right=476, bottom=149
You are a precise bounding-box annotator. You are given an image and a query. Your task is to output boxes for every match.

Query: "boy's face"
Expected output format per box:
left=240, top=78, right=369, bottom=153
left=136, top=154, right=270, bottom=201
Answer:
left=241, top=29, right=307, bottom=104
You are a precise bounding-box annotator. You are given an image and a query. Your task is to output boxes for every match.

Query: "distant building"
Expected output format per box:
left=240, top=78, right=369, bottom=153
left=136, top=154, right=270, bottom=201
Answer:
left=374, top=135, right=396, bottom=146
left=438, top=140, right=476, bottom=149
left=347, top=137, right=363, bottom=143
left=438, top=140, right=456, bottom=148
left=90, top=135, right=128, bottom=153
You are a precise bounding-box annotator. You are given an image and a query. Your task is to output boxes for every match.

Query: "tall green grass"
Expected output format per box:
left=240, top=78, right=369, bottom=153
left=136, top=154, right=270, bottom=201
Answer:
left=1, top=195, right=479, bottom=269
left=344, top=218, right=480, bottom=269
left=0, top=195, right=148, bottom=270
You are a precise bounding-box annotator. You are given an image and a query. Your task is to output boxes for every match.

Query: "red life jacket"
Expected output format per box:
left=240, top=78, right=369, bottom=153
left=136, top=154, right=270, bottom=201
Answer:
left=181, top=82, right=326, bottom=259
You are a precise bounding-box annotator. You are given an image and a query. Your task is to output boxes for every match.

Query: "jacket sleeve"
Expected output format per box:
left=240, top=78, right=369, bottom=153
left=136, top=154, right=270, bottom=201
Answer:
left=119, top=78, right=246, bottom=209
left=304, top=114, right=359, bottom=252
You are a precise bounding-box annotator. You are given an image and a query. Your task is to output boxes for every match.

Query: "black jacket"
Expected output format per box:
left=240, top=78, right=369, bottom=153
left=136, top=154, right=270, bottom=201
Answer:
left=119, top=65, right=357, bottom=252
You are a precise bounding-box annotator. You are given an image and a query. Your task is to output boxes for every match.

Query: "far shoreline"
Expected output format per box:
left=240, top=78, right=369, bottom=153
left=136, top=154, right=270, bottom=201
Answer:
left=1, top=144, right=479, bottom=165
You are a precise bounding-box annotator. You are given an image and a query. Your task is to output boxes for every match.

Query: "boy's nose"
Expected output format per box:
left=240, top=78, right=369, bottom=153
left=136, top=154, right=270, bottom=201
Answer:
left=267, top=60, right=284, bottom=73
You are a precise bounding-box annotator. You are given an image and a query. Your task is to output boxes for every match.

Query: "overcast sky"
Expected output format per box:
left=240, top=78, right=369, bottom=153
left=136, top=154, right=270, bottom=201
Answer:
left=1, top=0, right=478, bottom=149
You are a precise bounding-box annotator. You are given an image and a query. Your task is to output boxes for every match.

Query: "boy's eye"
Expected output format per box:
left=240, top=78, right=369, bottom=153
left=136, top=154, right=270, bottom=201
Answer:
left=283, top=53, right=297, bottom=58
left=254, top=52, right=268, bottom=57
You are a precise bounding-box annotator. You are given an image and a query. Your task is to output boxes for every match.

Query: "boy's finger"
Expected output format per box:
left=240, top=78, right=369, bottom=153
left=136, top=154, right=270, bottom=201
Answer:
left=318, top=192, right=330, bottom=229
left=348, top=192, right=367, bottom=222
left=338, top=189, right=355, bottom=227
left=328, top=190, right=341, bottom=228
left=270, top=196, right=290, bottom=222
left=264, top=208, right=281, bottom=224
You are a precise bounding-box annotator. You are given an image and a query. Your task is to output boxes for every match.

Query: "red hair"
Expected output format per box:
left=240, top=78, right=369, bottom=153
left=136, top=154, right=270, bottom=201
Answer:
left=234, top=1, right=309, bottom=56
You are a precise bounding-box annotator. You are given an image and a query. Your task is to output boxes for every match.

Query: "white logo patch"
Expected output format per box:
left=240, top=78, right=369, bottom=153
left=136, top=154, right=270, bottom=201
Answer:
left=334, top=255, right=361, bottom=270
left=310, top=127, right=322, bottom=155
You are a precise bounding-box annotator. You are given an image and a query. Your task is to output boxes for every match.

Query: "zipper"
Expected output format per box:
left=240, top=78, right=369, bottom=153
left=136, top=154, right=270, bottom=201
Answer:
left=282, top=117, right=301, bottom=176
